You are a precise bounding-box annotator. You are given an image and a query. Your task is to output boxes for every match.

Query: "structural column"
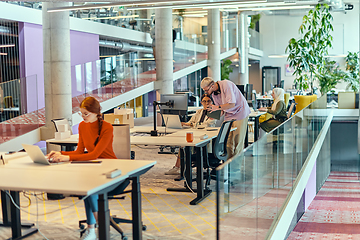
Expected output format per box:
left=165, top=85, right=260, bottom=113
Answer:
left=207, top=9, right=221, bottom=82
left=238, top=12, right=249, bottom=85
left=155, top=8, right=173, bottom=95
left=41, top=2, right=72, bottom=140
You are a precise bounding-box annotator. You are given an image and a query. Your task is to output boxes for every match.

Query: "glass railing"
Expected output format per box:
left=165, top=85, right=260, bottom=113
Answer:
left=221, top=13, right=237, bottom=53
left=71, top=53, right=156, bottom=113
left=249, top=28, right=263, bottom=50
left=0, top=75, right=39, bottom=122
left=216, top=95, right=331, bottom=239
left=0, top=75, right=42, bottom=139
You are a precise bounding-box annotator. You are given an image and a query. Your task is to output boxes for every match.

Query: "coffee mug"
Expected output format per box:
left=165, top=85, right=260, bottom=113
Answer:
left=186, top=132, right=194, bottom=143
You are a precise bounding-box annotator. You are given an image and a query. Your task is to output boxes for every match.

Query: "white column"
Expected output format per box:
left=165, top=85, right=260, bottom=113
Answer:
left=155, top=8, right=173, bottom=95
left=239, top=12, right=249, bottom=85
left=207, top=9, right=221, bottom=82
left=41, top=2, right=72, bottom=140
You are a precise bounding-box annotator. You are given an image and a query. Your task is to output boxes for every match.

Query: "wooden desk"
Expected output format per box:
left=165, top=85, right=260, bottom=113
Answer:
left=0, top=155, right=155, bottom=240
left=47, top=126, right=229, bottom=205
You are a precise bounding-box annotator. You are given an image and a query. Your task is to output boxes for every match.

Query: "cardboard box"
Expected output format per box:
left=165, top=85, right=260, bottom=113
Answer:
left=55, top=131, right=71, bottom=140
left=104, top=109, right=134, bottom=128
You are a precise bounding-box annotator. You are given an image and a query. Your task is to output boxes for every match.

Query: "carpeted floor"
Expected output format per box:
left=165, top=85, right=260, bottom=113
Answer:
left=287, top=172, right=360, bottom=240
left=0, top=145, right=217, bottom=240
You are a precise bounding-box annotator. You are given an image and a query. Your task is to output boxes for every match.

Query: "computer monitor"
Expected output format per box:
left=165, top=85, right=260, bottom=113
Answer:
left=246, top=84, right=253, bottom=100
left=160, top=94, right=188, bottom=116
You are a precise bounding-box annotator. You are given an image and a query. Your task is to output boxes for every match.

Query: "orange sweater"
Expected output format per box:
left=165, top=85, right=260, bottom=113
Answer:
left=62, top=120, right=116, bottom=161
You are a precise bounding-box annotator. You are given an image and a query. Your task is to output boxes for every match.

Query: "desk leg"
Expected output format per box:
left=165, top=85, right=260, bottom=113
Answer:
left=174, top=147, right=185, bottom=181
left=7, top=191, right=38, bottom=240
left=245, top=124, right=249, bottom=147
left=10, top=191, right=21, bottom=238
left=98, top=194, right=110, bottom=240
left=167, top=146, right=195, bottom=193
left=1, top=190, right=11, bottom=226
left=131, top=176, right=142, bottom=240
left=254, top=116, right=260, bottom=142
left=190, top=146, right=212, bottom=205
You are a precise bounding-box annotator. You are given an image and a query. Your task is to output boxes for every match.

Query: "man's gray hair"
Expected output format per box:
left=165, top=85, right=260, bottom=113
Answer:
left=200, top=77, right=214, bottom=89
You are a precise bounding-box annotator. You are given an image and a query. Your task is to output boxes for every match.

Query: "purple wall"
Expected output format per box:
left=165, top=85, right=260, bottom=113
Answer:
left=18, top=22, right=44, bottom=113
left=18, top=23, right=100, bottom=112
left=304, top=160, right=317, bottom=210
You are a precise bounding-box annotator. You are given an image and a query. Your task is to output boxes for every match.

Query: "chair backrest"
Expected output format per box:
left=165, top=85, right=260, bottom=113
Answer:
left=4, top=96, right=14, bottom=108
left=213, top=120, right=235, bottom=161
left=284, top=93, right=290, bottom=107
left=287, top=102, right=296, bottom=119
left=112, top=124, right=131, bottom=159
left=51, top=118, right=72, bottom=134
left=294, top=95, right=317, bottom=114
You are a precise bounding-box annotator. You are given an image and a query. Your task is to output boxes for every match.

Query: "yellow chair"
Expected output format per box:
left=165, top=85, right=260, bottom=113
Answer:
left=259, top=93, right=290, bottom=123
left=294, top=95, right=317, bottom=114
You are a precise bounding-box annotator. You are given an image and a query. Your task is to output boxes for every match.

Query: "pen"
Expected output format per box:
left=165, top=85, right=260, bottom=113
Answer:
left=71, top=161, right=102, bottom=164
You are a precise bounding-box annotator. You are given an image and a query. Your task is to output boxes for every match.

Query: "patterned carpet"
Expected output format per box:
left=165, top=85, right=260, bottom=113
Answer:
left=288, top=172, right=360, bottom=240
left=0, top=145, right=217, bottom=240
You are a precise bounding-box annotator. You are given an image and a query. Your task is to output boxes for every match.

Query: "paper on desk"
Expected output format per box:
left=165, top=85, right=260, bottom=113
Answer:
left=1, top=152, right=28, bottom=164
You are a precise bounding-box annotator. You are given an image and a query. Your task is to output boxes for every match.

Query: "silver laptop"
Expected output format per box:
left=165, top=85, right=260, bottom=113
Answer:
left=22, top=144, right=66, bottom=165
left=162, top=114, right=185, bottom=129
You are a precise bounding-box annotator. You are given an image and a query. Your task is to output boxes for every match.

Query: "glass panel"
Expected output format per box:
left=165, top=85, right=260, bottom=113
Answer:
left=217, top=96, right=332, bottom=239
left=0, top=75, right=42, bottom=145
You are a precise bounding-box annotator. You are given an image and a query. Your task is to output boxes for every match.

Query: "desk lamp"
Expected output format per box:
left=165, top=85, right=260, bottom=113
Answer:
left=151, top=100, right=174, bottom=136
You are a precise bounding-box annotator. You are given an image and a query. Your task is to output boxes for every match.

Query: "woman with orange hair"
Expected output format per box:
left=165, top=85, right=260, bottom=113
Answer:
left=47, top=96, right=125, bottom=240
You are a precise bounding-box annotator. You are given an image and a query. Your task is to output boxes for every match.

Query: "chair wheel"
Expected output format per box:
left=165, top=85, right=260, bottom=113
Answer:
left=122, top=236, right=128, bottom=240
left=79, top=224, right=86, bottom=230
left=142, top=225, right=147, bottom=231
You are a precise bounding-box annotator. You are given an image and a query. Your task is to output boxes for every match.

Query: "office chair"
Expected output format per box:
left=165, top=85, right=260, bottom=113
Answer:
left=202, top=120, right=234, bottom=187
left=79, top=124, right=145, bottom=240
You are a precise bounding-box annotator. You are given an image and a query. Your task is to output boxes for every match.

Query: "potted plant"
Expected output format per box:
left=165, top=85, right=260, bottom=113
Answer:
left=221, top=59, right=233, bottom=80
left=286, top=3, right=333, bottom=94
left=344, top=51, right=360, bottom=92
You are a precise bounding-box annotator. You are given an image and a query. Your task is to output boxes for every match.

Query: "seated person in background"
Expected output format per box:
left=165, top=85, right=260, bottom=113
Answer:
left=47, top=96, right=129, bottom=240
left=165, top=94, right=216, bottom=175
left=258, top=88, right=288, bottom=133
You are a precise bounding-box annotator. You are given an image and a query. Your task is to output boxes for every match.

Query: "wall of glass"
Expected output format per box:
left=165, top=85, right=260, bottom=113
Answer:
left=216, top=95, right=332, bottom=239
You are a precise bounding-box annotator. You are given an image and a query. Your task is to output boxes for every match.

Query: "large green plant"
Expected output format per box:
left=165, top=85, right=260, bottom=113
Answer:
left=249, top=14, right=261, bottom=30
left=286, top=4, right=333, bottom=92
left=317, top=59, right=344, bottom=95
left=221, top=59, right=233, bottom=80
left=344, top=51, right=360, bottom=92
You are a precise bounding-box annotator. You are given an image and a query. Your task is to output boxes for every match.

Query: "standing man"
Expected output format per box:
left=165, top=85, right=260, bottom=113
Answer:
left=201, top=77, right=250, bottom=159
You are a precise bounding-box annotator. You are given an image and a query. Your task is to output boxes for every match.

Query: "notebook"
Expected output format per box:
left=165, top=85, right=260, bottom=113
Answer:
left=22, top=144, right=67, bottom=165
left=206, top=110, right=221, bottom=120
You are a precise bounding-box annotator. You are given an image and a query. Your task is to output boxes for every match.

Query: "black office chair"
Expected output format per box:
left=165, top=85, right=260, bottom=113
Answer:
left=79, top=124, right=145, bottom=240
left=203, top=120, right=235, bottom=187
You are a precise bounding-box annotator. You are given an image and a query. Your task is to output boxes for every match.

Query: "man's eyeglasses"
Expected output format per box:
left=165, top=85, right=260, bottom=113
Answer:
left=203, top=82, right=214, bottom=93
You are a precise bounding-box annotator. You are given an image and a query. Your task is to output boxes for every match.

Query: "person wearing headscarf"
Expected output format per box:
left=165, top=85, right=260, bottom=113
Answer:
left=259, top=88, right=288, bottom=132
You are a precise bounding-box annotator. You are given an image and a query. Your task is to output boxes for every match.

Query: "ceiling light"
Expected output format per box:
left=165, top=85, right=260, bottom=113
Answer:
left=82, top=15, right=139, bottom=20
left=47, top=0, right=195, bottom=12
left=183, top=14, right=207, bottom=17
left=0, top=44, right=15, bottom=48
left=173, top=10, right=207, bottom=14
left=268, top=54, right=288, bottom=58
left=128, top=1, right=265, bottom=11
left=325, top=54, right=347, bottom=58
left=0, top=53, right=8, bottom=56
left=238, top=5, right=313, bottom=11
